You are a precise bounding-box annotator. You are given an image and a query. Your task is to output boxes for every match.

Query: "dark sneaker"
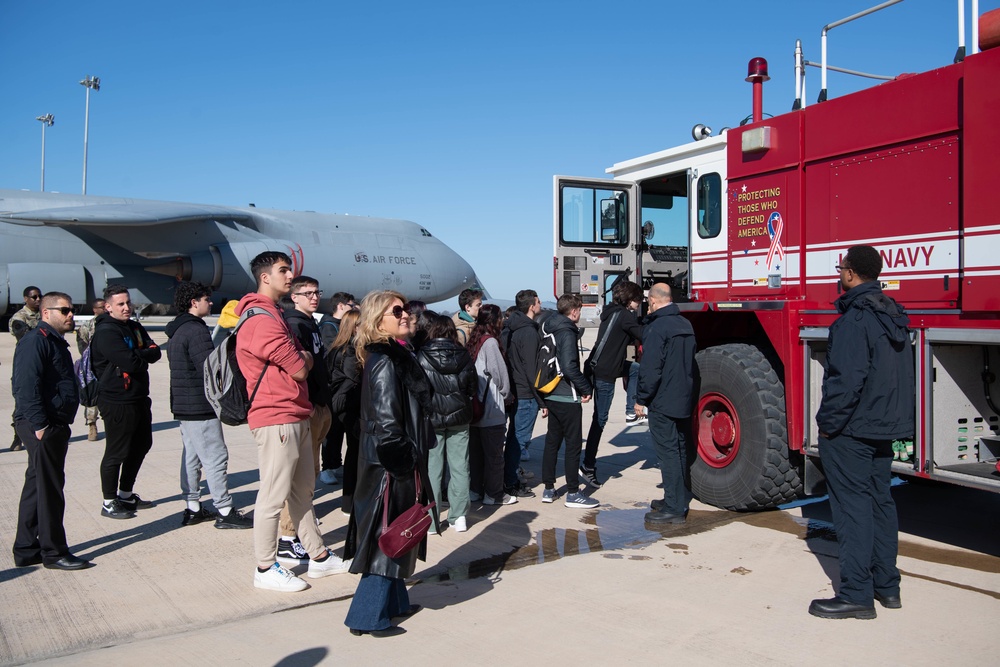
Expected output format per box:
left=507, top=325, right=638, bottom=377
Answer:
left=101, top=499, right=136, bottom=520
left=10, top=434, right=23, bottom=451
left=119, top=493, right=156, bottom=511
left=216, top=509, right=253, bottom=529
left=277, top=537, right=309, bottom=565
left=579, top=464, right=602, bottom=488
left=181, top=507, right=216, bottom=526
left=541, top=488, right=556, bottom=503
left=506, top=483, right=536, bottom=498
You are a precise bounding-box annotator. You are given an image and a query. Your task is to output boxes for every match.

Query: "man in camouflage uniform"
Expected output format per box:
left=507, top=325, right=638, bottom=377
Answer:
left=75, top=298, right=106, bottom=442
left=9, top=286, right=43, bottom=450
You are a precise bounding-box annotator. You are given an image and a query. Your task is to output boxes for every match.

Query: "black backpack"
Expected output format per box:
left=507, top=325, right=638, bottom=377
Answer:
left=204, top=307, right=273, bottom=426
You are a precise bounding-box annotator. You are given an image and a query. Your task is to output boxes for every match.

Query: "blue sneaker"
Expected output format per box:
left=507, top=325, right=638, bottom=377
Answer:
left=542, top=488, right=555, bottom=503
left=564, top=492, right=598, bottom=509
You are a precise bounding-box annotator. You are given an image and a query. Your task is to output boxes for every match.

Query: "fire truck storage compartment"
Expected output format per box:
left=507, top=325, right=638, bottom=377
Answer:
left=801, top=327, right=1000, bottom=494
left=925, top=329, right=1000, bottom=487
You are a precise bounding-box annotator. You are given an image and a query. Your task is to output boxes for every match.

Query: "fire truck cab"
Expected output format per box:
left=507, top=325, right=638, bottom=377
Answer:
left=553, top=6, right=1000, bottom=510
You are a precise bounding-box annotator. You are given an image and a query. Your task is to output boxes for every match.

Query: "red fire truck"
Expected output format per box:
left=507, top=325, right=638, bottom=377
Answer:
left=553, top=5, right=1000, bottom=510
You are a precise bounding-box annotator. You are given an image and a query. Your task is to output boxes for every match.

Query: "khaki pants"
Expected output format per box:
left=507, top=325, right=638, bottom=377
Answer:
left=277, top=405, right=332, bottom=536
left=252, top=419, right=324, bottom=568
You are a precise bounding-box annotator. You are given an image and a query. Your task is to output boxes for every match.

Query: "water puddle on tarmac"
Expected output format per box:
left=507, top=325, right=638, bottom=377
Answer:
left=418, top=504, right=1000, bottom=588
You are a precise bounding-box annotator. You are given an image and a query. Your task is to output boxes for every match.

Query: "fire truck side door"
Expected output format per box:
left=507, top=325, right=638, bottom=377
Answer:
left=554, top=176, right=639, bottom=326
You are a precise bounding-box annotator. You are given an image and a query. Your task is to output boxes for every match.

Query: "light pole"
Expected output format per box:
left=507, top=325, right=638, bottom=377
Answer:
left=80, top=75, right=100, bottom=195
left=35, top=114, right=54, bottom=192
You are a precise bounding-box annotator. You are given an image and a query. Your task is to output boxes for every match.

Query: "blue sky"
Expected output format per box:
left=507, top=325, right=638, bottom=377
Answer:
left=2, top=1, right=995, bottom=307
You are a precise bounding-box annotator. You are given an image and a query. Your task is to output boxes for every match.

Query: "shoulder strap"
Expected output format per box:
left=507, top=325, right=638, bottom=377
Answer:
left=589, top=310, right=621, bottom=366
left=235, top=307, right=275, bottom=403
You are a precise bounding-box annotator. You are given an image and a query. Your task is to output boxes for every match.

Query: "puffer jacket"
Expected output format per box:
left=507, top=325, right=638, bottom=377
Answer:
left=165, top=313, right=216, bottom=420
left=540, top=312, right=591, bottom=401
left=817, top=280, right=915, bottom=439
left=417, top=338, right=477, bottom=429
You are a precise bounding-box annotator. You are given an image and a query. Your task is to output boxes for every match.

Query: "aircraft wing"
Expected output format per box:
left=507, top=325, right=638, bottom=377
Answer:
left=0, top=202, right=249, bottom=227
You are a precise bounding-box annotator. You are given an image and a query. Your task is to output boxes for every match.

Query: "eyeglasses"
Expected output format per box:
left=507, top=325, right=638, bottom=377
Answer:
left=384, top=304, right=412, bottom=319
left=835, top=265, right=851, bottom=272
left=45, top=307, right=73, bottom=315
left=294, top=290, right=323, bottom=299
left=26, top=294, right=41, bottom=300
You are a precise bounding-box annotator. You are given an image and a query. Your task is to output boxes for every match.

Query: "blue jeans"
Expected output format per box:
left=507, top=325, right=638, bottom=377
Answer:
left=344, top=574, right=410, bottom=632
left=582, top=363, right=639, bottom=468
left=503, top=399, right=539, bottom=489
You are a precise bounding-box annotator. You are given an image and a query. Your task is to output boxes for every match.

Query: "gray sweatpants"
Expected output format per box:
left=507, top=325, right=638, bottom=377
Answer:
left=179, top=418, right=233, bottom=510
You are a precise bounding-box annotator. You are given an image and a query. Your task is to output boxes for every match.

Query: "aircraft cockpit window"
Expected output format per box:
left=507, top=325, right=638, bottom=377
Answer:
left=561, top=186, right=629, bottom=247
left=697, top=173, right=722, bottom=239
left=420, top=228, right=433, bottom=237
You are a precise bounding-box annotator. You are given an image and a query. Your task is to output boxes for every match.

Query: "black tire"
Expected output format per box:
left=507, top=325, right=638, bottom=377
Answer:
left=691, top=344, right=802, bottom=511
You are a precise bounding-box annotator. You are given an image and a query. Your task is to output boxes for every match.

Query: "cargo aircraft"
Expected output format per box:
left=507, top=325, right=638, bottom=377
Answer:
left=0, top=189, right=484, bottom=315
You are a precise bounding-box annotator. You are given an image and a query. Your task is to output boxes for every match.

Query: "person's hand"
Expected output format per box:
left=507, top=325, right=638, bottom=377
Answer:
left=540, top=408, right=548, bottom=418
left=581, top=395, right=591, bottom=404
left=301, top=350, right=314, bottom=370
left=34, top=428, right=46, bottom=440
left=634, top=405, right=646, bottom=418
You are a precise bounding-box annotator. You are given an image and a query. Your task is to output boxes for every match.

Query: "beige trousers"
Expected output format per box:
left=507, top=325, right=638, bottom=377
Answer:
left=277, top=405, right=332, bottom=537
left=252, top=419, right=324, bottom=568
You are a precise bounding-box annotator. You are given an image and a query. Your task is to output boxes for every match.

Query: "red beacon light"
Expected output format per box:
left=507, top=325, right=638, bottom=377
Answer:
left=745, top=57, right=769, bottom=124
left=745, top=57, right=770, bottom=83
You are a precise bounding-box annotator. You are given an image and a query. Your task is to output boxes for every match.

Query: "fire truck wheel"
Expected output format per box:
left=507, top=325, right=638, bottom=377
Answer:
left=692, top=343, right=802, bottom=511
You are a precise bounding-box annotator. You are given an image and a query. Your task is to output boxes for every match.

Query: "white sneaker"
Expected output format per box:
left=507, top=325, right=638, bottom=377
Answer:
left=483, top=493, right=517, bottom=506
left=452, top=516, right=468, bottom=532
left=307, top=551, right=352, bottom=579
left=318, top=469, right=339, bottom=485
left=254, top=563, right=308, bottom=592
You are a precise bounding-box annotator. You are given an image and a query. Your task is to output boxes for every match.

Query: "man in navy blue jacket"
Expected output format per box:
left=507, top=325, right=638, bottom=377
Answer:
left=12, top=292, right=92, bottom=570
left=810, top=245, right=914, bottom=620
left=634, top=283, right=698, bottom=525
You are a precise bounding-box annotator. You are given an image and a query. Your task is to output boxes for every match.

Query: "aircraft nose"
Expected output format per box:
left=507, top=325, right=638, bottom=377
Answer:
left=430, top=242, right=488, bottom=299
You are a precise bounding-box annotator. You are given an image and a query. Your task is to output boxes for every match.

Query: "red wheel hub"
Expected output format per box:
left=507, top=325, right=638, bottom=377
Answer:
left=696, top=392, right=741, bottom=468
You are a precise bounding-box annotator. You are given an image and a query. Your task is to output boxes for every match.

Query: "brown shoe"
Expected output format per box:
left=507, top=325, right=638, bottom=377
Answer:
left=88, top=424, right=98, bottom=441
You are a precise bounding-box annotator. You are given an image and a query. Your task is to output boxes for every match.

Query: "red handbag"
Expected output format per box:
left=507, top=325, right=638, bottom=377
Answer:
left=377, top=471, right=435, bottom=559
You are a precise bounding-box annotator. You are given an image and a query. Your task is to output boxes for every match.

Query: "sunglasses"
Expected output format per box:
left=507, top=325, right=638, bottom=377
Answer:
left=385, top=303, right=413, bottom=319
left=46, top=307, right=74, bottom=315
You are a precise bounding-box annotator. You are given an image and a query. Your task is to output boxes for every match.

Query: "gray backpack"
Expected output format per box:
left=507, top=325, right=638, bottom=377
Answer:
left=204, top=307, right=273, bottom=426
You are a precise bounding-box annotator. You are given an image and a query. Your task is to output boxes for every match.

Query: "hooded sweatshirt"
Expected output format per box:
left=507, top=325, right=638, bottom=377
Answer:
left=816, top=280, right=915, bottom=439
left=89, top=313, right=160, bottom=404
left=235, top=293, right=311, bottom=429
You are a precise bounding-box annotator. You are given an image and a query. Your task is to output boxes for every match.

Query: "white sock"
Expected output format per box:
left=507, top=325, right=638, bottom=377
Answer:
left=187, top=501, right=201, bottom=512
left=103, top=499, right=114, bottom=508
left=218, top=507, right=232, bottom=516
left=280, top=535, right=297, bottom=542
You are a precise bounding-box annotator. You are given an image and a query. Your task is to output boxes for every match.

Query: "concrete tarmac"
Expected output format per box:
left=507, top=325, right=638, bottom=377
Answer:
left=0, top=322, right=997, bottom=665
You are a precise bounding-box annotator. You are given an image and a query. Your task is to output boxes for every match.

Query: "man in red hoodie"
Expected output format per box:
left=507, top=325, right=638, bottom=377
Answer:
left=236, top=251, right=350, bottom=592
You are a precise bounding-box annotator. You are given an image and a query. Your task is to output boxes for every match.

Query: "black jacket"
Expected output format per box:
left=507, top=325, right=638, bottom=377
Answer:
left=318, top=314, right=341, bottom=350
left=326, top=340, right=362, bottom=421
left=284, top=309, right=332, bottom=407
left=502, top=310, right=545, bottom=409
left=89, top=314, right=161, bottom=404
left=585, top=303, right=643, bottom=382
left=12, top=322, right=79, bottom=430
left=417, top=338, right=477, bottom=429
left=636, top=303, right=698, bottom=419
left=165, top=313, right=216, bottom=421
left=540, top=312, right=592, bottom=400
left=816, top=281, right=915, bottom=439
left=345, top=339, right=437, bottom=579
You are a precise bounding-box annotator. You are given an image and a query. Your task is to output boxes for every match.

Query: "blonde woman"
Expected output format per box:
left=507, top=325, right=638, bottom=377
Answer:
left=344, top=291, right=436, bottom=637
